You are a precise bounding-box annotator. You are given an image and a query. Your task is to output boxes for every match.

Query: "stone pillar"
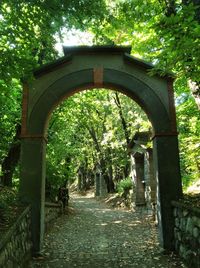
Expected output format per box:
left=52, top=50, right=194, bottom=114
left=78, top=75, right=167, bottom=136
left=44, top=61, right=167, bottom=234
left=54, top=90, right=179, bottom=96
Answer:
left=153, top=135, right=182, bottom=250
left=133, top=153, right=146, bottom=206
left=95, top=166, right=107, bottom=197
left=144, top=153, right=150, bottom=206
left=78, top=170, right=82, bottom=191
left=148, top=149, right=156, bottom=204
left=100, top=175, right=107, bottom=197
left=95, top=172, right=100, bottom=197
left=19, top=137, right=46, bottom=255
left=144, top=149, right=156, bottom=205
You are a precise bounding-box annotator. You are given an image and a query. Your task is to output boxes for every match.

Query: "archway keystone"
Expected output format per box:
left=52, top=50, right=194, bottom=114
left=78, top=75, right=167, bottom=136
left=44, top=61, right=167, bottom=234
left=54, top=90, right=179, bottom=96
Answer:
left=19, top=46, right=182, bottom=254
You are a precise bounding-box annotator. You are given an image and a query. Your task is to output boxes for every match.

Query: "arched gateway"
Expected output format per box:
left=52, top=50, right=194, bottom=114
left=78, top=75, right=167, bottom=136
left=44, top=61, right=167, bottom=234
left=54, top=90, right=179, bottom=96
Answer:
left=19, top=46, right=182, bottom=254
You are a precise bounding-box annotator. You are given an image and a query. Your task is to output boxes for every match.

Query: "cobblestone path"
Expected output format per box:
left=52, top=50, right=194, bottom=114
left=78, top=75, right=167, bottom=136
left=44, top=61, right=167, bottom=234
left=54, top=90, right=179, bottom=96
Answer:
left=29, top=194, right=185, bottom=268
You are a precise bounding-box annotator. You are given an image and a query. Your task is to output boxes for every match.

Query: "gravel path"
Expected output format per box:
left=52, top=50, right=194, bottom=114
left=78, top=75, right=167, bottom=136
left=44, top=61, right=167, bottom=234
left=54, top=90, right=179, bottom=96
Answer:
left=29, top=194, right=186, bottom=268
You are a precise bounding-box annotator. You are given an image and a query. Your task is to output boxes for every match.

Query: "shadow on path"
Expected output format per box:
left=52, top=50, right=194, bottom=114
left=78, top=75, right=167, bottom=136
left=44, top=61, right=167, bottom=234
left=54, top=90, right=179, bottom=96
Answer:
left=29, top=194, right=186, bottom=268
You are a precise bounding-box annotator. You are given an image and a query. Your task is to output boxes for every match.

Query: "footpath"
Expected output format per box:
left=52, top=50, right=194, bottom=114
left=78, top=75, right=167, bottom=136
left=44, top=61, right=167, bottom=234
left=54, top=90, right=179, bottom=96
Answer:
left=28, top=193, right=186, bottom=268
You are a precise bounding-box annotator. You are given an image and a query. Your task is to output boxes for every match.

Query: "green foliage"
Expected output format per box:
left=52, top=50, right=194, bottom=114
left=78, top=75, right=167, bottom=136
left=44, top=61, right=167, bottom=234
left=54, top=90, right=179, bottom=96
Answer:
left=0, top=0, right=199, bottom=194
left=92, top=0, right=200, bottom=83
left=0, top=79, right=22, bottom=164
left=116, top=177, right=133, bottom=194
left=46, top=89, right=150, bottom=196
left=0, top=186, right=18, bottom=222
left=0, top=0, right=109, bottom=81
left=90, top=0, right=200, bottom=191
left=0, top=0, right=110, bottom=187
left=176, top=87, right=200, bottom=189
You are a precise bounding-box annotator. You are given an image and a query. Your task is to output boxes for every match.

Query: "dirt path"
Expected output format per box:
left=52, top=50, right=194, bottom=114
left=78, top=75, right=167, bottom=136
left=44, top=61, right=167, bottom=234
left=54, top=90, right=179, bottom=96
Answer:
left=29, top=193, right=186, bottom=268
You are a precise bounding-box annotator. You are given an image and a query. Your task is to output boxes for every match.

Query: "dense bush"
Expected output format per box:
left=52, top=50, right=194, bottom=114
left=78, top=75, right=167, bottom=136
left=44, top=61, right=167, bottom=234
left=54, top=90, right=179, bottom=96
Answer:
left=116, top=177, right=133, bottom=195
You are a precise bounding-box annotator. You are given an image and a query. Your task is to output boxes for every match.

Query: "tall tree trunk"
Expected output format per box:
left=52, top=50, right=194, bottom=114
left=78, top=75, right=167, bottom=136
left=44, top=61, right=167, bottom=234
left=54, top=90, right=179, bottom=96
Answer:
left=114, top=93, right=130, bottom=145
left=113, top=93, right=132, bottom=179
left=87, top=125, right=115, bottom=192
left=0, top=124, right=21, bottom=186
left=106, top=147, right=115, bottom=192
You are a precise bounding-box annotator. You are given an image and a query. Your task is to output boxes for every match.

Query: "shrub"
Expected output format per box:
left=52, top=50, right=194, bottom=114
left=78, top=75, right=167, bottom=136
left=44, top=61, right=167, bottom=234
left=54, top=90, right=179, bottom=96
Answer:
left=116, top=177, right=133, bottom=195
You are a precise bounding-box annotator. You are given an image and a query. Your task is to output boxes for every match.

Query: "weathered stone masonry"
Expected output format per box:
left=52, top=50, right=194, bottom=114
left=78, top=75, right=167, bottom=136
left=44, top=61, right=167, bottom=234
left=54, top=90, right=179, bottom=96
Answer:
left=172, top=201, right=200, bottom=268
left=0, top=206, right=32, bottom=268
left=0, top=202, right=62, bottom=267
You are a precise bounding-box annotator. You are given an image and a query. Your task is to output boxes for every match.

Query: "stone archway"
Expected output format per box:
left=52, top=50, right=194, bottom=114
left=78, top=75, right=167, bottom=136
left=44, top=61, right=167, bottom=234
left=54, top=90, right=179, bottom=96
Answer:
left=19, top=46, right=182, bottom=254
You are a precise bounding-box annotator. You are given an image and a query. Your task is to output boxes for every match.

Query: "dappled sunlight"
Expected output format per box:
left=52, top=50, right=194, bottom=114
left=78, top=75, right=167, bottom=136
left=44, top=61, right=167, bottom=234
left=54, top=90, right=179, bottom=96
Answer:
left=29, top=195, right=186, bottom=268
left=70, top=193, right=153, bottom=227
left=81, top=207, right=113, bottom=213
left=95, top=223, right=108, bottom=226
left=127, top=222, right=142, bottom=227
left=71, top=195, right=151, bottom=230
left=113, top=220, right=122, bottom=224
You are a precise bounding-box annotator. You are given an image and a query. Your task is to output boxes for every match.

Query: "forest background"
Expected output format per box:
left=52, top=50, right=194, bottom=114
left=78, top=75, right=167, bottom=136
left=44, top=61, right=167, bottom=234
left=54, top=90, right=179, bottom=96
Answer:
left=0, top=0, right=199, bottom=202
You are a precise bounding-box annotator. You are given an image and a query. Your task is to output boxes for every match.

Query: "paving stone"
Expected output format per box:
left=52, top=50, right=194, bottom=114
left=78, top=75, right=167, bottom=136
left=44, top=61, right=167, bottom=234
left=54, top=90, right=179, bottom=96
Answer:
left=28, top=194, right=186, bottom=268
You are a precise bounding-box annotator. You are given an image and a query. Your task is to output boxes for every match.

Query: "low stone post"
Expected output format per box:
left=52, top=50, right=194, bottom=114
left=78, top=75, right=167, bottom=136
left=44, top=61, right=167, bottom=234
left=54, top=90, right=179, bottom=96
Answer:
left=95, top=165, right=107, bottom=197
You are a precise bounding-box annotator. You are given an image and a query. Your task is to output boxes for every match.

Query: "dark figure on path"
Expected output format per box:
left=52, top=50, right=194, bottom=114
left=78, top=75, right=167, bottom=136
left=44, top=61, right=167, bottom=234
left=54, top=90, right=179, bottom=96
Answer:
left=58, top=186, right=69, bottom=209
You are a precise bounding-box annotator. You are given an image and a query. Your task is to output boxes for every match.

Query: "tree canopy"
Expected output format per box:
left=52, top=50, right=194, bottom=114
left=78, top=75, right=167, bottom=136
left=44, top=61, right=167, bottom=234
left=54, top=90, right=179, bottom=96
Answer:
left=0, top=0, right=199, bottom=194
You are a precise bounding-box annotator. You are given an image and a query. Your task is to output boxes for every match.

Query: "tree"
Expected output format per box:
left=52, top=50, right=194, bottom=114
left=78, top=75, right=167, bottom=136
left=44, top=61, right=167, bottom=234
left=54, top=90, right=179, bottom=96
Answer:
left=0, top=0, right=110, bottom=186
left=91, top=0, right=200, bottom=109
left=0, top=80, right=22, bottom=186
left=1, top=0, right=199, bottom=191
left=89, top=0, right=200, bottom=189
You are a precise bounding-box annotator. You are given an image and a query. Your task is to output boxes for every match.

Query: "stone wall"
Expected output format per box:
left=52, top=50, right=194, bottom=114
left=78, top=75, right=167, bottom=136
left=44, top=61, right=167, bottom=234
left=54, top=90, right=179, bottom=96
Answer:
left=0, top=202, right=63, bottom=268
left=0, top=206, right=32, bottom=268
left=172, top=201, right=200, bottom=268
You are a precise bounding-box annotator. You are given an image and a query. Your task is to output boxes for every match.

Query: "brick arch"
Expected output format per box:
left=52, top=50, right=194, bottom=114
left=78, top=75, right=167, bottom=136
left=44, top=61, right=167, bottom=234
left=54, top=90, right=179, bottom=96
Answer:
left=19, top=46, right=182, bottom=254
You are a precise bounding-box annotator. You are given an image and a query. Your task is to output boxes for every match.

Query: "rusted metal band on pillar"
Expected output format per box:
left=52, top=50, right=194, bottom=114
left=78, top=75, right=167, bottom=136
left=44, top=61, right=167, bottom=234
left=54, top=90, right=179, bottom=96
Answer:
left=151, top=132, right=179, bottom=140
left=93, top=67, right=103, bottom=87
left=20, top=134, right=48, bottom=143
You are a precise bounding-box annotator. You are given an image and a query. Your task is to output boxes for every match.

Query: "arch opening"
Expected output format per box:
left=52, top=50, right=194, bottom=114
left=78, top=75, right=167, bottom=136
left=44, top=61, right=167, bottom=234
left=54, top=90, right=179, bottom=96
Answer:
left=45, top=88, right=152, bottom=200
